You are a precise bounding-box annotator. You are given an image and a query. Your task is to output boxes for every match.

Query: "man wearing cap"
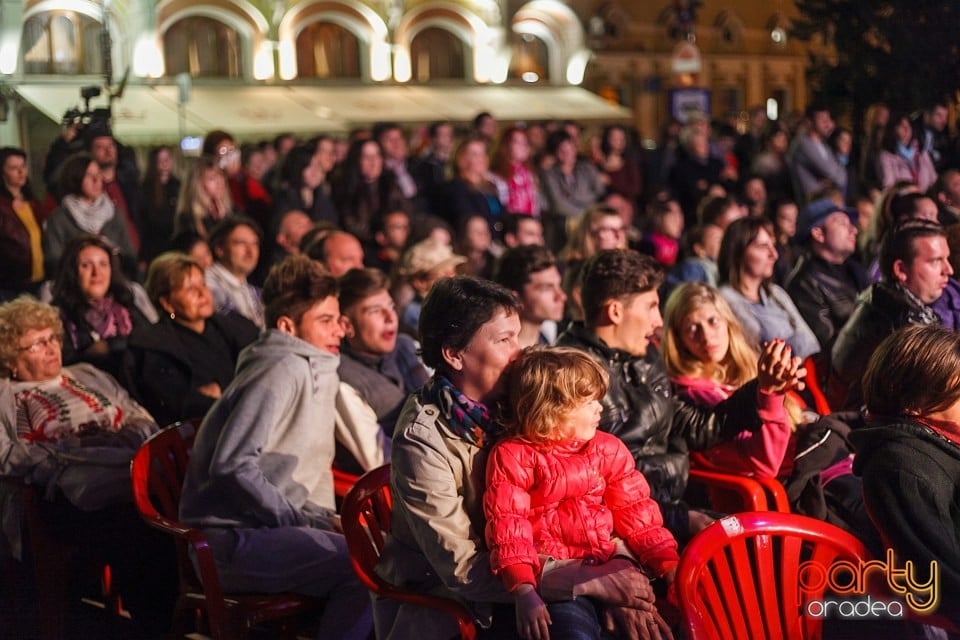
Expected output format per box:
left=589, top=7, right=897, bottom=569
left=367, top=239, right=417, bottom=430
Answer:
left=396, top=237, right=467, bottom=337
left=785, top=197, right=869, bottom=353
left=829, top=219, right=952, bottom=411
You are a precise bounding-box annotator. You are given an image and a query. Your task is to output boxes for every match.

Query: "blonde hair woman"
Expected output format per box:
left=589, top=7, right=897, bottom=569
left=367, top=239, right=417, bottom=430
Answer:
left=662, top=282, right=796, bottom=477
left=173, top=156, right=233, bottom=238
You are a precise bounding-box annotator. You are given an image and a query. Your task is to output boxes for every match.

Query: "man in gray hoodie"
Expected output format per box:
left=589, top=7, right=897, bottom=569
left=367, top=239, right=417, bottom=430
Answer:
left=179, top=255, right=372, bottom=640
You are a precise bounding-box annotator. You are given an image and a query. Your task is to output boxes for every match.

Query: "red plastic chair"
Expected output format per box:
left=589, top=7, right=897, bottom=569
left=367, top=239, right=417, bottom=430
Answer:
left=802, top=355, right=832, bottom=416
left=333, top=467, right=360, bottom=499
left=688, top=452, right=790, bottom=513
left=130, top=422, right=321, bottom=639
left=340, top=464, right=477, bottom=640
left=676, top=511, right=871, bottom=640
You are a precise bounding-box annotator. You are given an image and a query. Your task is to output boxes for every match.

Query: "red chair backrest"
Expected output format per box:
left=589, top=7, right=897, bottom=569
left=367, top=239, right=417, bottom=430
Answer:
left=341, top=465, right=477, bottom=640
left=802, top=355, right=832, bottom=416
left=339, top=465, right=393, bottom=593
left=129, top=421, right=228, bottom=619
left=677, top=511, right=870, bottom=640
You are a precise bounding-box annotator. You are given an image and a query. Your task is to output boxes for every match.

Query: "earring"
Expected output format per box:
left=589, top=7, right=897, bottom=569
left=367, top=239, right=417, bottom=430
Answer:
left=169, top=312, right=176, bottom=320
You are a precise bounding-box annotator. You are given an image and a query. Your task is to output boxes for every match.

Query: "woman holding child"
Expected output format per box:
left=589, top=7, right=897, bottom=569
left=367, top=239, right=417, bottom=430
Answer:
left=376, top=276, right=673, bottom=640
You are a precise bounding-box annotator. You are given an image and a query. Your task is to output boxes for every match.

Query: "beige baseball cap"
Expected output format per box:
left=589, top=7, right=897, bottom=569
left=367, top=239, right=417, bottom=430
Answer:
left=397, top=238, right=467, bottom=278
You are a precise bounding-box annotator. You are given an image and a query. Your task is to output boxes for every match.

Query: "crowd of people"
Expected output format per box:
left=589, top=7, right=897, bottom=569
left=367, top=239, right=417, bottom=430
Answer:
left=3, top=100, right=960, bottom=638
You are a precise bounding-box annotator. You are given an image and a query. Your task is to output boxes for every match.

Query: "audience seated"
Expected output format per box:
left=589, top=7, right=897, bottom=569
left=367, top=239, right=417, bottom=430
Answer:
left=331, top=138, right=409, bottom=245
left=830, top=220, right=950, bottom=410
left=395, top=238, right=466, bottom=336
left=172, top=155, right=234, bottom=239
left=490, top=126, right=540, bottom=217
left=719, top=216, right=821, bottom=360
left=271, top=143, right=338, bottom=225
left=42, top=153, right=137, bottom=279
left=304, top=229, right=365, bottom=277
left=492, top=245, right=566, bottom=347
left=205, top=217, right=265, bottom=328
left=0, top=297, right=158, bottom=555
left=557, top=250, right=800, bottom=543
left=502, top=212, right=545, bottom=248
left=52, top=234, right=157, bottom=380
left=365, top=210, right=410, bottom=273
left=540, top=130, right=605, bottom=251
left=179, top=256, right=372, bottom=640
left=124, top=253, right=258, bottom=426
left=334, top=268, right=428, bottom=474
left=853, top=324, right=960, bottom=626
left=784, top=198, right=869, bottom=353
left=662, top=282, right=793, bottom=478
left=378, top=276, right=671, bottom=639
left=442, top=136, right=505, bottom=240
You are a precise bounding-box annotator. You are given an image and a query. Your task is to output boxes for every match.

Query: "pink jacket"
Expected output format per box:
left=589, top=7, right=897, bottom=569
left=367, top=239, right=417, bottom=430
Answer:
left=671, top=375, right=791, bottom=478
left=484, top=430, right=678, bottom=591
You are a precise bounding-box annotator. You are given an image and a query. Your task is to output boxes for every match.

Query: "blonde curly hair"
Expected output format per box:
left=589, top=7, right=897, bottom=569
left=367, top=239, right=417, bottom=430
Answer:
left=500, top=346, right=608, bottom=444
left=0, top=296, right=63, bottom=378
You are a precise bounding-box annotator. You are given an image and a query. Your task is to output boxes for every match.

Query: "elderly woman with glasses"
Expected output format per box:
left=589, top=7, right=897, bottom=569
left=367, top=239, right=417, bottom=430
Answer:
left=0, top=296, right=158, bottom=552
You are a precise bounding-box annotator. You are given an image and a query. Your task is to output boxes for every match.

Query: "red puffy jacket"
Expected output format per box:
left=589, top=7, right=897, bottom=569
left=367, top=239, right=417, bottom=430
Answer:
left=484, top=430, right=679, bottom=590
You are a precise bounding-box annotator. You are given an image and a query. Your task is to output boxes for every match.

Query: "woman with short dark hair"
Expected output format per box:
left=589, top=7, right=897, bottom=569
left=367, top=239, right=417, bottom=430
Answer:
left=378, top=275, right=672, bottom=640
left=42, top=153, right=137, bottom=278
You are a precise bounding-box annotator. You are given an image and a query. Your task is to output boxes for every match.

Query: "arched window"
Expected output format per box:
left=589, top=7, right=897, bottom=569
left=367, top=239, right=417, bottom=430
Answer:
left=21, top=12, right=104, bottom=75
left=296, top=22, right=361, bottom=79
left=164, top=16, right=241, bottom=78
left=713, top=11, right=744, bottom=48
left=509, top=32, right=549, bottom=83
left=410, top=28, right=465, bottom=81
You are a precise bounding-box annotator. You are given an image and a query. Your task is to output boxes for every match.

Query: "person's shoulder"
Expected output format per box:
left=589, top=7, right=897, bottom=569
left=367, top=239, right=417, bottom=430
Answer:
left=64, top=362, right=118, bottom=389
left=393, top=395, right=441, bottom=439
left=211, top=311, right=260, bottom=345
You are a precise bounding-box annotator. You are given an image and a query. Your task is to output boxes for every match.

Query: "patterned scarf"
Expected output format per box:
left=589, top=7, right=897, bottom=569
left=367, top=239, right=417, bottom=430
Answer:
left=421, top=375, right=499, bottom=448
left=81, top=296, right=133, bottom=341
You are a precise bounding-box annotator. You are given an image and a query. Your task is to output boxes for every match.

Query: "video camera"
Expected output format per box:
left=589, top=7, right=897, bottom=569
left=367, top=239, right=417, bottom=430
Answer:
left=61, top=85, right=112, bottom=143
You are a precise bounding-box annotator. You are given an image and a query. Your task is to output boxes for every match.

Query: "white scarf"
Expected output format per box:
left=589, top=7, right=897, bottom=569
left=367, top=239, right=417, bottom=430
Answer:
left=61, top=193, right=116, bottom=234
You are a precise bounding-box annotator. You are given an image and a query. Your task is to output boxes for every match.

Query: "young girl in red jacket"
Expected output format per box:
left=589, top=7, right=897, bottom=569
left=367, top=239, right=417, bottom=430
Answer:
left=484, top=347, right=679, bottom=640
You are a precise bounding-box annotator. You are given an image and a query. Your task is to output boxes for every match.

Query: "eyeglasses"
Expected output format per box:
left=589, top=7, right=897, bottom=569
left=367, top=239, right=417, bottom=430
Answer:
left=18, top=334, right=62, bottom=354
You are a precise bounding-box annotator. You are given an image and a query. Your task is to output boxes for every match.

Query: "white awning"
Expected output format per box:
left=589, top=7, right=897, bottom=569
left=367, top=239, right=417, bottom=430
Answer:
left=16, top=82, right=630, bottom=144
left=15, top=83, right=348, bottom=144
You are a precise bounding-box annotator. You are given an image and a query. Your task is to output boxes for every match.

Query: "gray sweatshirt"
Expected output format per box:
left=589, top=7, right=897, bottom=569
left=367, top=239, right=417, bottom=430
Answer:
left=180, top=329, right=339, bottom=530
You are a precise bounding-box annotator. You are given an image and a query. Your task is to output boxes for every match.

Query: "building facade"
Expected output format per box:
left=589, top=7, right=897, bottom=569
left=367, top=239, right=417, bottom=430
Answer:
left=0, top=0, right=812, bottom=151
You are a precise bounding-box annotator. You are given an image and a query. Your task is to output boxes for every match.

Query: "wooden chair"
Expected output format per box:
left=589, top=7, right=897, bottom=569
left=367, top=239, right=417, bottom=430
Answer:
left=130, top=422, right=321, bottom=639
left=688, top=452, right=790, bottom=514
left=676, top=511, right=871, bottom=640
left=340, top=464, right=477, bottom=640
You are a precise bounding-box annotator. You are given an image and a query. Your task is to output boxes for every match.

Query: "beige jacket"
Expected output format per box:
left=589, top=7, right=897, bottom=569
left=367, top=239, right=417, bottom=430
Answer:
left=374, top=393, right=578, bottom=640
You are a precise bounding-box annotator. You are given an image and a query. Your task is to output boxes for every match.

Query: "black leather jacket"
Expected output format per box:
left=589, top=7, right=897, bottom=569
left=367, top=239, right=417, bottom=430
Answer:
left=785, top=252, right=869, bottom=352
left=557, top=324, right=763, bottom=536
